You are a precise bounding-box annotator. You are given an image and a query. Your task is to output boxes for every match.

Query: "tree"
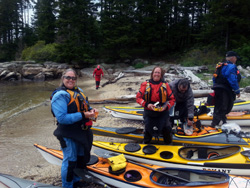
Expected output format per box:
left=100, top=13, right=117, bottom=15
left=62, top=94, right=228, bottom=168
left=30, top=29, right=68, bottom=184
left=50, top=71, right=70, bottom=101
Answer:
left=33, top=0, right=56, bottom=44
left=56, top=0, right=100, bottom=64
left=199, top=0, right=250, bottom=50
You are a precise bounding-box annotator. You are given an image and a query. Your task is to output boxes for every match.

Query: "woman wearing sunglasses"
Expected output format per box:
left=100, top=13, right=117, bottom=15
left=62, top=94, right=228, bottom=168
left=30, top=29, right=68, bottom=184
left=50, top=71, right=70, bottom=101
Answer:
left=51, top=68, right=97, bottom=188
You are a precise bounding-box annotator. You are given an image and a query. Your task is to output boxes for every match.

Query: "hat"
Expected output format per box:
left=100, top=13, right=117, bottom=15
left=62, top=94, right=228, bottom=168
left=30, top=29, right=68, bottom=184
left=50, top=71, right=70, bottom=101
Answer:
left=226, top=51, right=240, bottom=59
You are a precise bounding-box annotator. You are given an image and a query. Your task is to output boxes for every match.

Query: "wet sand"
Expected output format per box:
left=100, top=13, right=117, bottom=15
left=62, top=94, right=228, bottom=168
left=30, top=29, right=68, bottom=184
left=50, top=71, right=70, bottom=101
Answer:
left=1, top=75, right=250, bottom=187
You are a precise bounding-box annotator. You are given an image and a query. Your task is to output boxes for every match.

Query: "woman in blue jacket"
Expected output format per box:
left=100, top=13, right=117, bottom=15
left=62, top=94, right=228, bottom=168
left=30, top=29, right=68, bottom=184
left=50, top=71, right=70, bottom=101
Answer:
left=51, top=68, right=97, bottom=188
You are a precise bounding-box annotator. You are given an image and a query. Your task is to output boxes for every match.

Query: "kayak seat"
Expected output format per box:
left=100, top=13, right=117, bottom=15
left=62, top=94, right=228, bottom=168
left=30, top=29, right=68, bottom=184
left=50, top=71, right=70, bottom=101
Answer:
left=186, top=150, right=194, bottom=159
left=186, top=149, right=221, bottom=159
left=124, top=170, right=142, bottom=182
left=207, top=151, right=220, bottom=159
left=198, top=148, right=207, bottom=159
left=185, top=148, right=208, bottom=159
left=156, top=175, right=180, bottom=185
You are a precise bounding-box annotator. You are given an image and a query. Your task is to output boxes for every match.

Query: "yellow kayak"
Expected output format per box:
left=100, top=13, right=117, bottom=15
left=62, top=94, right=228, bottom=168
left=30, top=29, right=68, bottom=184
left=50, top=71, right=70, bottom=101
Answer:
left=92, top=141, right=250, bottom=176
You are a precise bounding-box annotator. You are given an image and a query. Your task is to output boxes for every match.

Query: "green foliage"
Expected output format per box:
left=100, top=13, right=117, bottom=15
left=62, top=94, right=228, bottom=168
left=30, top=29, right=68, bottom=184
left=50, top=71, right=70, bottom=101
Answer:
left=134, top=62, right=145, bottom=69
left=235, top=43, right=250, bottom=67
left=21, top=41, right=58, bottom=62
left=56, top=0, right=100, bottom=64
left=33, top=0, right=56, bottom=44
left=240, top=77, right=250, bottom=88
left=179, top=48, right=223, bottom=66
left=3, top=0, right=250, bottom=65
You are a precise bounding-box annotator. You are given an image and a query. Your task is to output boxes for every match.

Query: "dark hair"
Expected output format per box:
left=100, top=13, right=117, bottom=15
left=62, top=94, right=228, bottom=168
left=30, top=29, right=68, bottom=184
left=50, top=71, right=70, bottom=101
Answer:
left=150, top=66, right=165, bottom=80
left=178, top=79, right=189, bottom=88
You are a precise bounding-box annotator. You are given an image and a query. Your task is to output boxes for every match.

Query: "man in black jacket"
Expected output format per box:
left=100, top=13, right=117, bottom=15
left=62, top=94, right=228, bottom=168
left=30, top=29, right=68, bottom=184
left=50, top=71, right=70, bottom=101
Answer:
left=169, top=79, right=194, bottom=127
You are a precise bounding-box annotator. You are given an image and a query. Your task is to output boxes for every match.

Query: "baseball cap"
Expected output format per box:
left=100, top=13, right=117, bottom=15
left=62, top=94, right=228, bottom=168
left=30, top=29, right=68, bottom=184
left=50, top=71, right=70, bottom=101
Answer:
left=226, top=51, right=240, bottom=59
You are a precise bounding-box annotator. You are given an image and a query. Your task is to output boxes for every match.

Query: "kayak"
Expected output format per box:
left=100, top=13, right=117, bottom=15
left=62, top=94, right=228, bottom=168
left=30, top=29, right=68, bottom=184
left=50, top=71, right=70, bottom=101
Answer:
left=104, top=100, right=250, bottom=113
left=103, top=106, right=143, bottom=112
left=91, top=126, right=250, bottom=147
left=0, top=173, right=60, bottom=188
left=194, top=112, right=250, bottom=126
left=103, top=107, right=250, bottom=126
left=201, top=99, right=250, bottom=111
left=104, top=107, right=144, bottom=120
left=92, top=141, right=250, bottom=176
left=34, top=143, right=250, bottom=188
left=34, top=144, right=232, bottom=188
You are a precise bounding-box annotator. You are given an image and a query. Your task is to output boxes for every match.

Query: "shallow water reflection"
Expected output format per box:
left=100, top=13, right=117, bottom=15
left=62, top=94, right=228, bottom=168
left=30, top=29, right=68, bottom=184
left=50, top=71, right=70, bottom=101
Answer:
left=0, top=81, right=57, bottom=123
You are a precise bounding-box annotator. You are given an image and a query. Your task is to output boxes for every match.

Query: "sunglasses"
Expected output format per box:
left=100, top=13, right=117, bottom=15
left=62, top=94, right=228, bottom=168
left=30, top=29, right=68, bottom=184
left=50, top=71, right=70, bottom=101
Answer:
left=63, top=76, right=77, bottom=80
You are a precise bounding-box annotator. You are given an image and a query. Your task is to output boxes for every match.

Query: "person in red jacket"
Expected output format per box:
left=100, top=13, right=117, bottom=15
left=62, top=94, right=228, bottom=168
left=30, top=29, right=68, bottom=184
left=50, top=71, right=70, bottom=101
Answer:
left=136, top=66, right=175, bottom=144
left=93, top=65, right=104, bottom=90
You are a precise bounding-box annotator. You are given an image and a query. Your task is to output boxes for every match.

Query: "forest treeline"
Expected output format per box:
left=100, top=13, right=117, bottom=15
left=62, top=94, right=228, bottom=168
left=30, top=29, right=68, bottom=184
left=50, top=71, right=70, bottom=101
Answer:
left=1, top=0, right=250, bottom=66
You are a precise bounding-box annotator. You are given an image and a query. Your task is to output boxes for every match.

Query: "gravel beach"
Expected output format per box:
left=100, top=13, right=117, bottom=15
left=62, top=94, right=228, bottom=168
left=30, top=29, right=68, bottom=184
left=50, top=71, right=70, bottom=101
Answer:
left=1, top=73, right=249, bottom=187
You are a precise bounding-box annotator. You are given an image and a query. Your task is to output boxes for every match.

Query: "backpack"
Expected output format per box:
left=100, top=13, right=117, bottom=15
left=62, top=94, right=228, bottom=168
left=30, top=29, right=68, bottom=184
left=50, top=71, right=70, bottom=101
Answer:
left=194, top=105, right=210, bottom=116
left=213, top=62, right=229, bottom=85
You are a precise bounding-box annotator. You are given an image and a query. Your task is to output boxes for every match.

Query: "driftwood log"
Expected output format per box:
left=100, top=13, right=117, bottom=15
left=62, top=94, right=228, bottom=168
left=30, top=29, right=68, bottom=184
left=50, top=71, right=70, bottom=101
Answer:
left=101, top=72, right=125, bottom=87
left=89, top=90, right=213, bottom=104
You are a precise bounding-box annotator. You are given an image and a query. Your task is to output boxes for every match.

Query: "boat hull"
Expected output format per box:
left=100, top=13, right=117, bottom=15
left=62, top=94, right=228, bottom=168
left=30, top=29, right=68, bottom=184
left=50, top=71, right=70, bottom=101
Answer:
left=92, top=141, right=250, bottom=176
left=91, top=126, right=250, bottom=147
left=34, top=144, right=233, bottom=188
left=103, top=101, right=250, bottom=126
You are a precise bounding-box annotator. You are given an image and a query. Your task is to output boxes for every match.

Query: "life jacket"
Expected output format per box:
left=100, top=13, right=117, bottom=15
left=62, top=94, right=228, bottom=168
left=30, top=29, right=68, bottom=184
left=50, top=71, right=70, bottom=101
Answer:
left=51, top=86, right=89, bottom=115
left=143, top=81, right=167, bottom=104
left=213, top=62, right=230, bottom=85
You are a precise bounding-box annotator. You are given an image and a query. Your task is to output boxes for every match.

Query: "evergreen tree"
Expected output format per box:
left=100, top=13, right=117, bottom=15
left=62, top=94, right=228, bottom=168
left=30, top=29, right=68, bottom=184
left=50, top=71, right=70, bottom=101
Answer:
left=33, top=0, right=56, bottom=44
left=199, top=0, right=250, bottom=50
left=99, top=0, right=138, bottom=61
left=56, top=0, right=100, bottom=64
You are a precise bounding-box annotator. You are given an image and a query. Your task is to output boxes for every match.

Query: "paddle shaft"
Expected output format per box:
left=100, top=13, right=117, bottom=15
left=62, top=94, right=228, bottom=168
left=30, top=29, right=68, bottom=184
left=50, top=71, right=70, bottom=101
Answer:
left=127, top=159, right=191, bottom=183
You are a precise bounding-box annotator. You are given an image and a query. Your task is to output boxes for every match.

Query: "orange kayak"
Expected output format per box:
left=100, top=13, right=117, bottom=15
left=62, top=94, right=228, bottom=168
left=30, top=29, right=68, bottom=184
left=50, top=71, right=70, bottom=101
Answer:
left=34, top=143, right=232, bottom=188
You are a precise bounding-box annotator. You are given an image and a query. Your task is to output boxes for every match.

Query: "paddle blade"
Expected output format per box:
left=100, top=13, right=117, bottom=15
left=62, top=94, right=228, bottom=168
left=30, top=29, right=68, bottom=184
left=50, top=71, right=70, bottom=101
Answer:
left=74, top=168, right=111, bottom=188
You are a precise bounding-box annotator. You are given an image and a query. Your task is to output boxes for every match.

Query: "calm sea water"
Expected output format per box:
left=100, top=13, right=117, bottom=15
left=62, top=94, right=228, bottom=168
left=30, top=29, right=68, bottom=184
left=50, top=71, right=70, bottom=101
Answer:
left=0, top=81, right=57, bottom=123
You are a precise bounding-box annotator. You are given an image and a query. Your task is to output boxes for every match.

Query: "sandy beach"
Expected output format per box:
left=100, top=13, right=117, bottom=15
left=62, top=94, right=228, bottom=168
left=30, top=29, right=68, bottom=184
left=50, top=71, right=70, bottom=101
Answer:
left=1, top=73, right=250, bottom=187
left=0, top=75, right=146, bottom=187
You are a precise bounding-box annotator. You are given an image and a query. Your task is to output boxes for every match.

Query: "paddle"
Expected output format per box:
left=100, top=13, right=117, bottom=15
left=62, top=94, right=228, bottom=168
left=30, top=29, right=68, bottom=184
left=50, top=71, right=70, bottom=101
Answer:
left=74, top=168, right=111, bottom=188
left=94, top=149, right=191, bottom=183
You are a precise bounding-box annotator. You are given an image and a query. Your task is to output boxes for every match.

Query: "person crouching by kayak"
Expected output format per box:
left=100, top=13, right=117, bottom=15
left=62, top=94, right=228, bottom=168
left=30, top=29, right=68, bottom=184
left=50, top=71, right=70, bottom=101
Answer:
left=169, top=79, right=194, bottom=127
left=93, top=65, right=104, bottom=90
left=51, top=68, right=98, bottom=188
left=136, top=66, right=175, bottom=144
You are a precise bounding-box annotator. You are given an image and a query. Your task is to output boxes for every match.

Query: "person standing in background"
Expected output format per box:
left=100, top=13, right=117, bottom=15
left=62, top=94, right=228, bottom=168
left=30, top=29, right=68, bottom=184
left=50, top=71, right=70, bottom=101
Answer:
left=93, top=65, right=104, bottom=90
left=210, top=51, right=241, bottom=128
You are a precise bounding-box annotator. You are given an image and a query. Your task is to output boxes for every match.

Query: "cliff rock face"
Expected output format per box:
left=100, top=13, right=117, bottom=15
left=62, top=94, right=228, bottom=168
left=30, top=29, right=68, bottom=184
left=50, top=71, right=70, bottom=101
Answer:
left=0, top=61, right=69, bottom=81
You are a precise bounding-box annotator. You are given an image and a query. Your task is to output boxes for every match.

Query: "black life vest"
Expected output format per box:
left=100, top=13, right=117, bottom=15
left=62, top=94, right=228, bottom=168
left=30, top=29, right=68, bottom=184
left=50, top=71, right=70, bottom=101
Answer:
left=213, top=62, right=230, bottom=85
left=143, top=81, right=167, bottom=104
